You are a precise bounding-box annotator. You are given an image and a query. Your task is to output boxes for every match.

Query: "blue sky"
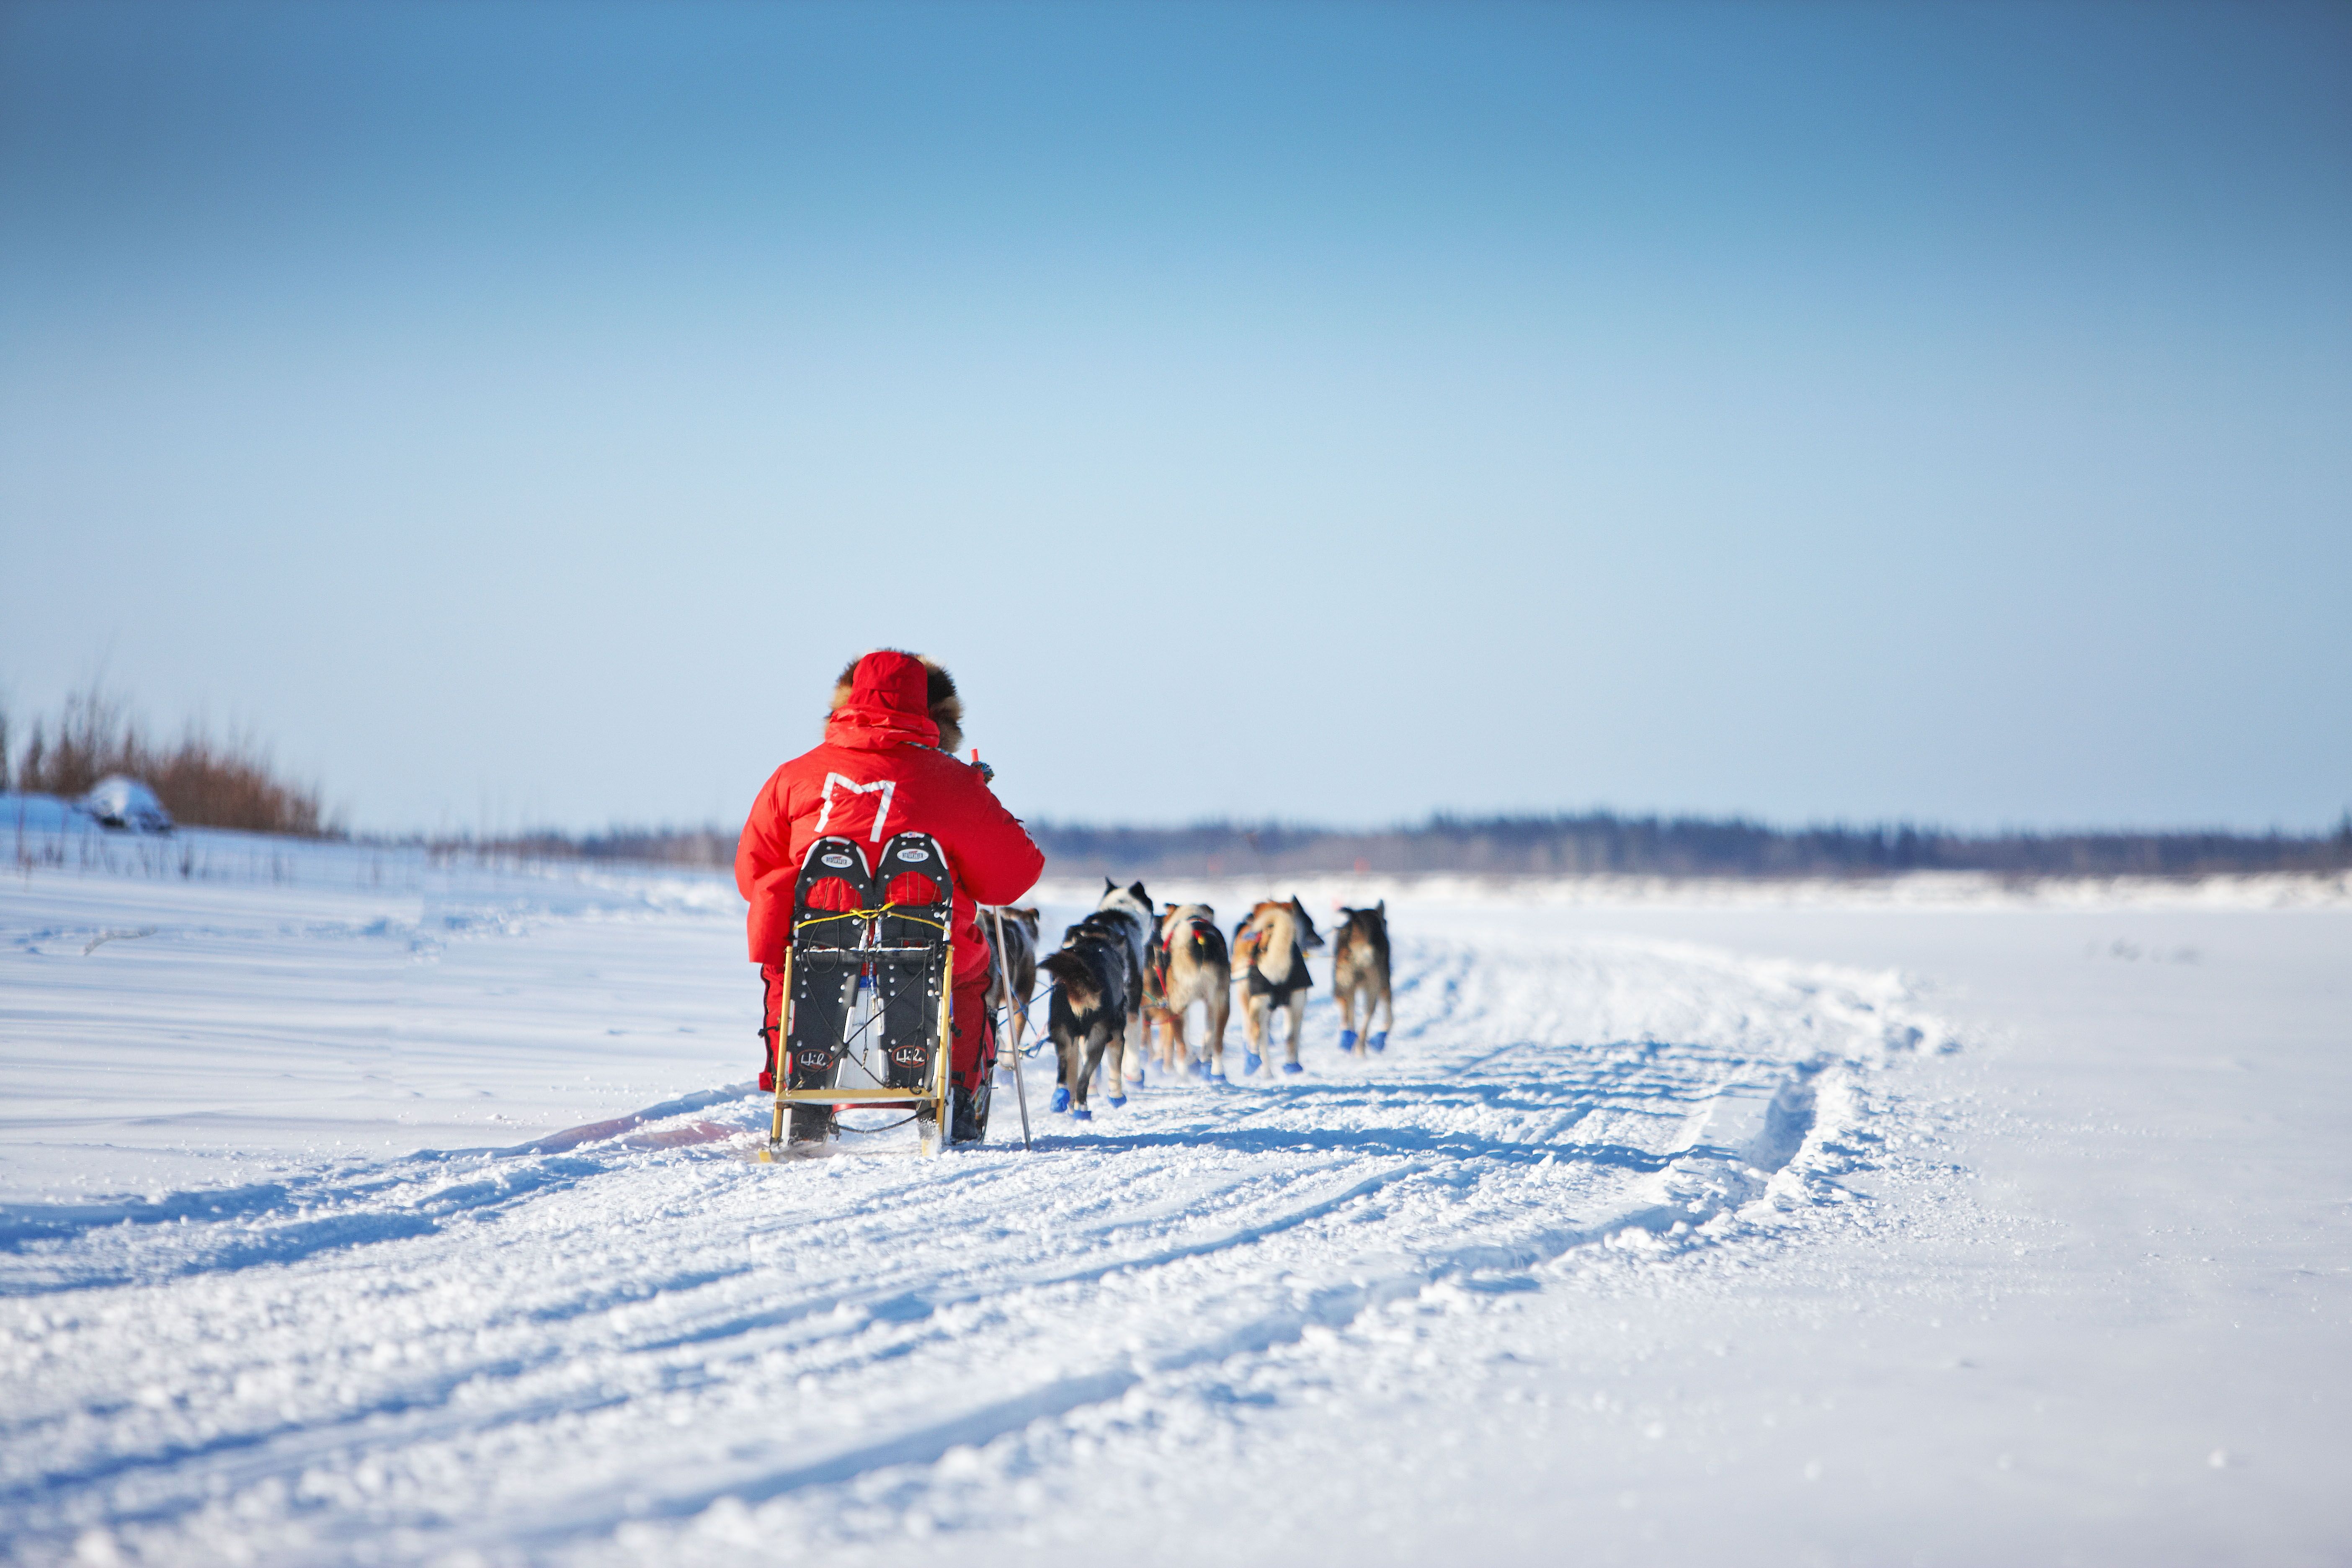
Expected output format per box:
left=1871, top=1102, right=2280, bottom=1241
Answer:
left=3, top=0, right=2346, bottom=834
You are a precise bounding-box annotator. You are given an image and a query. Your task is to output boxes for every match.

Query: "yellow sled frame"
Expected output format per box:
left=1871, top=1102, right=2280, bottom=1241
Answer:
left=766, top=919, right=955, bottom=1157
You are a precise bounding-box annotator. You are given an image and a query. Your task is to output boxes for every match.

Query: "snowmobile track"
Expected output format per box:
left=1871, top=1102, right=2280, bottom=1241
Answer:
left=0, top=922, right=1948, bottom=1565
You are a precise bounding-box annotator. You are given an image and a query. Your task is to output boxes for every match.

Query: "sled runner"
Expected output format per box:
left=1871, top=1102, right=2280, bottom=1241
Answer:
left=766, top=832, right=963, bottom=1156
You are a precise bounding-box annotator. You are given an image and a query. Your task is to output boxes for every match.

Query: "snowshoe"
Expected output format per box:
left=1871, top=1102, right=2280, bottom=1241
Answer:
left=872, top=832, right=953, bottom=1093
left=772, top=837, right=872, bottom=1145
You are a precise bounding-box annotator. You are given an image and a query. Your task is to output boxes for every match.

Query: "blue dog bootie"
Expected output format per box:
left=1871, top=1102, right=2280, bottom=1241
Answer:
left=1050, top=1085, right=1071, bottom=1114
left=1243, top=1051, right=1262, bottom=1075
left=1369, top=1031, right=1387, bottom=1053
left=1281, top=1061, right=1304, bottom=1075
left=1338, top=1029, right=1359, bottom=1054
left=1106, top=1094, right=1126, bottom=1109
left=1071, top=1105, right=1092, bottom=1122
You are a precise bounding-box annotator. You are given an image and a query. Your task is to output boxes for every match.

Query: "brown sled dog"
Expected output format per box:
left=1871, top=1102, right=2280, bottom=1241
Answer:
left=1232, top=896, right=1323, bottom=1075
left=1145, top=903, right=1233, bottom=1079
left=982, top=905, right=1041, bottom=1060
left=1331, top=901, right=1392, bottom=1057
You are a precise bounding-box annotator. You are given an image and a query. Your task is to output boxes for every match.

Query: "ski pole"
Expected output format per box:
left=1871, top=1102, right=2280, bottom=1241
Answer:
left=996, top=905, right=1032, bottom=1150
left=988, top=894, right=1032, bottom=1152
left=976, top=752, right=1034, bottom=1153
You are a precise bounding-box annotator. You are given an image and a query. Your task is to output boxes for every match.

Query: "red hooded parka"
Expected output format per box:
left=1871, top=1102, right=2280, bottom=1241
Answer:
left=735, top=650, right=1044, bottom=997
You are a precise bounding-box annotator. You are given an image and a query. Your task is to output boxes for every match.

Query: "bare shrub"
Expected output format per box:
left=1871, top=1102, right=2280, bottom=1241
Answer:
left=3, top=687, right=334, bottom=838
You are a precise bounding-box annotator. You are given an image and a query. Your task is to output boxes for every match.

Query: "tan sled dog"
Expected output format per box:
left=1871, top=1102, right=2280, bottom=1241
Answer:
left=1145, top=903, right=1233, bottom=1078
left=1331, top=901, right=1393, bottom=1057
left=1233, top=896, right=1324, bottom=1075
left=983, top=905, right=1041, bottom=1060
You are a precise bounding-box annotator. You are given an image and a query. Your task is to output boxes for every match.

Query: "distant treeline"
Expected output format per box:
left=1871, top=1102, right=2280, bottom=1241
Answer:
left=1027, top=814, right=2352, bottom=878
left=1, top=688, right=334, bottom=838
left=472, top=826, right=740, bottom=867
left=470, top=811, right=2352, bottom=879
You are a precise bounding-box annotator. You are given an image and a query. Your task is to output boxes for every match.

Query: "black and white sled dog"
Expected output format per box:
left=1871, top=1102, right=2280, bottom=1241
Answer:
left=982, top=905, right=1041, bottom=1062
left=1233, top=896, right=1324, bottom=1075
left=1039, top=911, right=1140, bottom=1120
left=1145, top=903, right=1232, bottom=1080
left=1088, top=877, right=1155, bottom=1090
left=1331, top=901, right=1392, bottom=1056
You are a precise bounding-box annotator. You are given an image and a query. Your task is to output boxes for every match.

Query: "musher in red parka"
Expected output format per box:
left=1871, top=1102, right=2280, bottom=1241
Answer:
left=736, top=650, right=1044, bottom=1099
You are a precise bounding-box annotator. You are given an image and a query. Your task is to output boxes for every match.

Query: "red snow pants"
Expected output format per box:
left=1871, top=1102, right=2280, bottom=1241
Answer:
left=758, top=966, right=993, bottom=1092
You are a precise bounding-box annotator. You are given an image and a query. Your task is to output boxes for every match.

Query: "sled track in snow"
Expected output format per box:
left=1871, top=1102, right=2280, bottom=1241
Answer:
left=0, top=928, right=1950, bottom=1565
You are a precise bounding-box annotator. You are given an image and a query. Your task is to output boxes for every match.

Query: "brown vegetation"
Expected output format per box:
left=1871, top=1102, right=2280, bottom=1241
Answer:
left=1, top=687, right=334, bottom=837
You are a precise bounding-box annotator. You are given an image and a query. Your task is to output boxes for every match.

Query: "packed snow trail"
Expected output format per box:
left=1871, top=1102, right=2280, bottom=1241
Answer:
left=0, top=851, right=1947, bottom=1566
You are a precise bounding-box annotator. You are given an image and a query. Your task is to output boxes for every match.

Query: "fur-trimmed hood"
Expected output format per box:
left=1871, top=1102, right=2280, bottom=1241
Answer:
left=826, top=650, right=964, bottom=753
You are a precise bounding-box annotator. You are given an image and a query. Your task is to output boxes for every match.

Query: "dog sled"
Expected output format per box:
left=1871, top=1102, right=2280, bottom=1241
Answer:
left=763, top=831, right=975, bottom=1157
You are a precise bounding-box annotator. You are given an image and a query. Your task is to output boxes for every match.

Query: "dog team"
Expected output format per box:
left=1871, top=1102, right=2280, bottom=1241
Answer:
left=982, top=882, right=1395, bottom=1121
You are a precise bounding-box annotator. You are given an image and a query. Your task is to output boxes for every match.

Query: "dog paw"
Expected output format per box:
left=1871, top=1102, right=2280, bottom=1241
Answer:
left=1281, top=1061, right=1304, bottom=1075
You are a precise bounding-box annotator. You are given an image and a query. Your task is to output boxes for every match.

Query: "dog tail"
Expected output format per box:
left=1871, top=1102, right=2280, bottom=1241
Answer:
left=1247, top=909, right=1296, bottom=986
left=1040, top=950, right=1102, bottom=1011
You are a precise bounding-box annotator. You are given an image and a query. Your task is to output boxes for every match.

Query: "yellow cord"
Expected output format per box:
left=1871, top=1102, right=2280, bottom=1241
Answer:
left=793, top=903, right=951, bottom=936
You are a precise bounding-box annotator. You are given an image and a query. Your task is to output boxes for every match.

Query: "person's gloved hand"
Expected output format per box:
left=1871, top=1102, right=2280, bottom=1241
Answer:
left=968, top=753, right=996, bottom=784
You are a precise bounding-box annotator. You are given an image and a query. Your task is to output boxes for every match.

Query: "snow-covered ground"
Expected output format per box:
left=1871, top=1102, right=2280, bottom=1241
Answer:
left=3, top=828, right=2347, bottom=1565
